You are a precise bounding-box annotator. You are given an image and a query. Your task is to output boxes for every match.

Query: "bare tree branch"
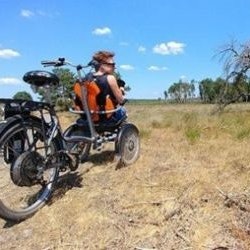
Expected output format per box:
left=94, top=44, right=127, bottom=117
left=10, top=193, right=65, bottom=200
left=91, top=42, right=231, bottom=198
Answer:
left=215, top=40, right=250, bottom=111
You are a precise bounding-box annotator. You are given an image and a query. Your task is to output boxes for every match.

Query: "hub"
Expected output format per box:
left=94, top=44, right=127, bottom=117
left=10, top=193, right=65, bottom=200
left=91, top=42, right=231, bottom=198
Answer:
left=11, top=151, right=44, bottom=187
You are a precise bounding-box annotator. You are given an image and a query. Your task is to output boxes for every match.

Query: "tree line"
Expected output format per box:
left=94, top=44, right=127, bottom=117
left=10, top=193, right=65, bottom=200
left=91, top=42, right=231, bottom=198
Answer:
left=164, top=40, right=250, bottom=108
left=165, top=76, right=250, bottom=104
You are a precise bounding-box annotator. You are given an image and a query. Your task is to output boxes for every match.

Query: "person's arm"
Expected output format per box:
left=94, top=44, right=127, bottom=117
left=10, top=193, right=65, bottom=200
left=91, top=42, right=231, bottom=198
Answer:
left=107, top=75, right=124, bottom=104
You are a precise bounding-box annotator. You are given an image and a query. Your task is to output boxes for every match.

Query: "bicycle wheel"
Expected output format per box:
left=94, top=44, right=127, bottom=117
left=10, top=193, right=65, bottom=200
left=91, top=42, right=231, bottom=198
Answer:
left=116, top=123, right=140, bottom=167
left=0, top=121, right=60, bottom=221
left=64, top=124, right=91, bottom=163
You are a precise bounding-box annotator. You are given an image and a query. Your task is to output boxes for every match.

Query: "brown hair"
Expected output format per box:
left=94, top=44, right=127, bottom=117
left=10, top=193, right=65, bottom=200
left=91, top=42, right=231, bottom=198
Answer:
left=92, top=51, right=115, bottom=63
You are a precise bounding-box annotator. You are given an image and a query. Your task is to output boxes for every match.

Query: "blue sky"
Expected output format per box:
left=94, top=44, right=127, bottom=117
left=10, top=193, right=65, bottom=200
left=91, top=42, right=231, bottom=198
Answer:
left=0, top=0, right=250, bottom=99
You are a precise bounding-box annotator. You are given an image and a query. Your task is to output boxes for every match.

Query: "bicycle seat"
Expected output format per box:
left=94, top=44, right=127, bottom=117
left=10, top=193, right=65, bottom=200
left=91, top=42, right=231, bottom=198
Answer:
left=23, top=70, right=59, bottom=86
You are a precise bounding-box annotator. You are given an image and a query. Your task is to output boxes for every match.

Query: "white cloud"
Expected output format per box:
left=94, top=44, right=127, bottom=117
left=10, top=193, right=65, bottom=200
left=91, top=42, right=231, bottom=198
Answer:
left=92, top=27, right=111, bottom=36
left=37, top=10, right=60, bottom=18
left=21, top=9, right=60, bottom=19
left=153, top=41, right=185, bottom=55
left=0, top=78, right=22, bottom=85
left=148, top=66, right=168, bottom=71
left=0, top=49, right=20, bottom=59
left=138, top=46, right=146, bottom=53
left=20, top=9, right=34, bottom=18
left=119, top=42, right=129, bottom=46
left=120, top=64, right=134, bottom=71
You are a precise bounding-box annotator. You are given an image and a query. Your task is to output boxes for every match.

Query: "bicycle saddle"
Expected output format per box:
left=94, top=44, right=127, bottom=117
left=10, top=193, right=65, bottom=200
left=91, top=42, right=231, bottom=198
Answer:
left=23, top=70, right=59, bottom=86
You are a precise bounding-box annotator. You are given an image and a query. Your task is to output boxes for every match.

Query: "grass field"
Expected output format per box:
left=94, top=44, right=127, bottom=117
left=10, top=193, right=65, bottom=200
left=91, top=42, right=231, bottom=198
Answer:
left=0, top=103, right=250, bottom=250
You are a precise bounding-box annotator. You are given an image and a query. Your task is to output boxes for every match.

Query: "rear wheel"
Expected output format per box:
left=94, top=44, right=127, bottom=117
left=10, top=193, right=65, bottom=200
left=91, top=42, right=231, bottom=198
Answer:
left=0, top=122, right=60, bottom=221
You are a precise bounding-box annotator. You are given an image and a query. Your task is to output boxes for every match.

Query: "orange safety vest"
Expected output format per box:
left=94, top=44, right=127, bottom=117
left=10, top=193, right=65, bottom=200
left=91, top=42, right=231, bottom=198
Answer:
left=73, top=75, right=116, bottom=122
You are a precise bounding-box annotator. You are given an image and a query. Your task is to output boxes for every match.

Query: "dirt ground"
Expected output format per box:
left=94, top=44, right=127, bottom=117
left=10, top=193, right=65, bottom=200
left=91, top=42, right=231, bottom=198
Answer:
left=0, top=103, right=249, bottom=250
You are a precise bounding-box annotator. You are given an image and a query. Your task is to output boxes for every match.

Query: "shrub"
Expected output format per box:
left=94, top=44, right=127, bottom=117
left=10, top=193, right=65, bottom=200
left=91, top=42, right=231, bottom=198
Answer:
left=56, top=97, right=73, bottom=111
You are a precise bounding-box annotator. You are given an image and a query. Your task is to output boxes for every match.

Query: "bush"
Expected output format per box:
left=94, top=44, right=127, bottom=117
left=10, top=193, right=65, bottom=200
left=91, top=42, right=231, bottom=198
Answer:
left=56, top=97, right=73, bottom=111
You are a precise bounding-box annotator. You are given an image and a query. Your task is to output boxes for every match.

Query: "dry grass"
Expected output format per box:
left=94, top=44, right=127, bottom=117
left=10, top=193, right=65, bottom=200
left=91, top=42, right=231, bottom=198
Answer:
left=0, top=103, right=250, bottom=250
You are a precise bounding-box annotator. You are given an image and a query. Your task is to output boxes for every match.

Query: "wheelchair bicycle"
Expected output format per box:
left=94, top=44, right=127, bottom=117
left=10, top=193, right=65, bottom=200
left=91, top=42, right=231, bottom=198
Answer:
left=0, top=58, right=140, bottom=221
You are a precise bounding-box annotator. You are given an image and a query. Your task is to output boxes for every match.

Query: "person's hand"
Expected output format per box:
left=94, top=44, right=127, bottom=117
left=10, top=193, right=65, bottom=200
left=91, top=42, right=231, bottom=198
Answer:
left=117, top=79, right=126, bottom=87
left=120, top=87, right=125, bottom=95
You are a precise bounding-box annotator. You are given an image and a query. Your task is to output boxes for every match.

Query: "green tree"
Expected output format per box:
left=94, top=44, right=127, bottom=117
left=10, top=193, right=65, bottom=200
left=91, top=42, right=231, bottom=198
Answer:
left=168, top=80, right=196, bottom=103
left=13, top=91, right=33, bottom=101
left=199, top=78, right=227, bottom=103
left=52, top=68, right=76, bottom=99
left=36, top=68, right=76, bottom=107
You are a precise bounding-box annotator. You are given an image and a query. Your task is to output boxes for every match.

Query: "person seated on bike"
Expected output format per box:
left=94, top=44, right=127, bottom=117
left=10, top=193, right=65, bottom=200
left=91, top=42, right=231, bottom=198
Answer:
left=86, top=50, right=127, bottom=123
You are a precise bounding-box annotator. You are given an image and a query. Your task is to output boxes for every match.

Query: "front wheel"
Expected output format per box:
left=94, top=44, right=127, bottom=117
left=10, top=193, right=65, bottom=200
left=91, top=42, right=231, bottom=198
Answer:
left=64, top=124, right=91, bottom=163
left=0, top=121, right=60, bottom=221
left=115, top=123, right=140, bottom=167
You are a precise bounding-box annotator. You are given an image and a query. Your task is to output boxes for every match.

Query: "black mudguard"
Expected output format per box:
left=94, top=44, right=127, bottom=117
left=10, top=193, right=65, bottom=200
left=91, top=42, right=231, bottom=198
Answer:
left=0, top=115, right=43, bottom=139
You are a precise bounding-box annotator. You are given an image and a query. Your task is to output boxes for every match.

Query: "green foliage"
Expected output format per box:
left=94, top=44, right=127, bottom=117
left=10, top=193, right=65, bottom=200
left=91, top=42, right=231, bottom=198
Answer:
left=199, top=76, right=250, bottom=104
left=168, top=80, right=195, bottom=103
left=56, top=97, right=73, bottom=111
left=217, top=110, right=250, bottom=140
left=128, top=99, right=165, bottom=105
left=181, top=113, right=201, bottom=143
left=37, top=68, right=76, bottom=104
left=185, top=127, right=201, bottom=143
left=52, top=67, right=76, bottom=98
left=236, top=127, right=250, bottom=140
left=199, top=78, right=226, bottom=103
left=13, top=91, right=33, bottom=101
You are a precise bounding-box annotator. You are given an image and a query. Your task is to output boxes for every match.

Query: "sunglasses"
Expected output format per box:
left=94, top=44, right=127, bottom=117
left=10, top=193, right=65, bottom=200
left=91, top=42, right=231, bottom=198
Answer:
left=102, top=62, right=116, bottom=67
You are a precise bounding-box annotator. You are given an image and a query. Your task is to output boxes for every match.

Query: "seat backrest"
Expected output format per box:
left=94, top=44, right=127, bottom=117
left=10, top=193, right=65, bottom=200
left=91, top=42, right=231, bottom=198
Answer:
left=73, top=80, right=115, bottom=122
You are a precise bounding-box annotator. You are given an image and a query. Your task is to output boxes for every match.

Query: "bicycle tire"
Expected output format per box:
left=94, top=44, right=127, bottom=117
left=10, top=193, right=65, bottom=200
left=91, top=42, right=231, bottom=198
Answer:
left=64, top=124, right=91, bottom=163
left=115, top=123, right=140, bottom=167
left=0, top=120, right=61, bottom=221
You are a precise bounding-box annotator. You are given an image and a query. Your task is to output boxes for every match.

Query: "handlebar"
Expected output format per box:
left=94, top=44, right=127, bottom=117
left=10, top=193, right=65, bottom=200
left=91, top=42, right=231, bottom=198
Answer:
left=41, top=58, right=89, bottom=69
left=41, top=58, right=65, bottom=67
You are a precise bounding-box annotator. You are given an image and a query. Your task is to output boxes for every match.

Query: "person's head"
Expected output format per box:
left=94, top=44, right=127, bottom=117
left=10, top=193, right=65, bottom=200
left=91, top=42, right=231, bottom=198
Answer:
left=92, top=51, right=116, bottom=73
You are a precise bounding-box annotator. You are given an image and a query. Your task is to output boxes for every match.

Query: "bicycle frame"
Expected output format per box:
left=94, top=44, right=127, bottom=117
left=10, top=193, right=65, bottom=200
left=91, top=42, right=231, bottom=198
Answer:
left=41, top=59, right=102, bottom=144
left=40, top=59, right=125, bottom=150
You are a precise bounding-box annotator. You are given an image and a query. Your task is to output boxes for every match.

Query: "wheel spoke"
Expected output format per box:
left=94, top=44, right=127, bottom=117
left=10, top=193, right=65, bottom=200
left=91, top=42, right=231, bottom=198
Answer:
left=0, top=122, right=59, bottom=221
